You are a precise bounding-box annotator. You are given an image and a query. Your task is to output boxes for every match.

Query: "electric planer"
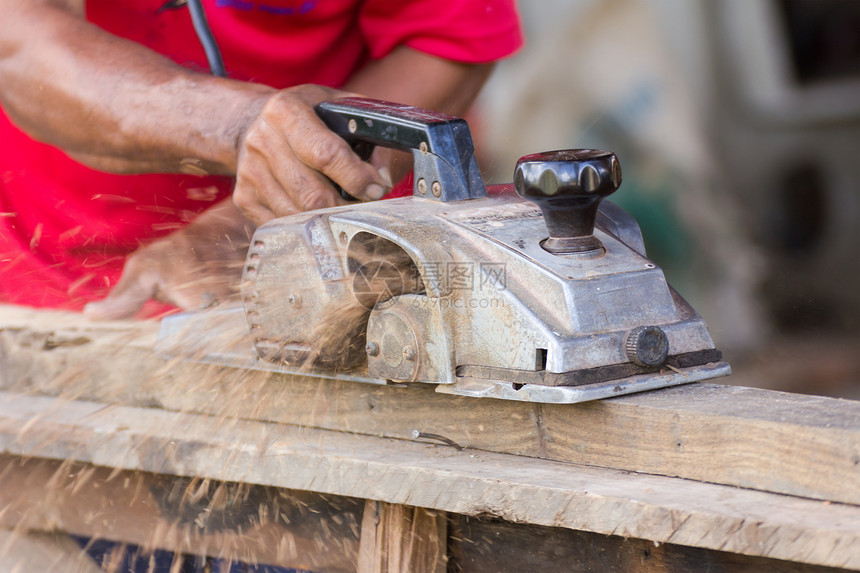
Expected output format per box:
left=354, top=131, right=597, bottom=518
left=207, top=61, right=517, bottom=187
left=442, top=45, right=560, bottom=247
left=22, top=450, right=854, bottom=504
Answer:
left=157, top=98, right=730, bottom=403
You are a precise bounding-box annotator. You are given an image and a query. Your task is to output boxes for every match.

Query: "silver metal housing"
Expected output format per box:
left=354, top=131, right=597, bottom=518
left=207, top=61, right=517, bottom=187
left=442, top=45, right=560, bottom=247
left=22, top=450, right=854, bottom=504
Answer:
left=236, top=185, right=728, bottom=400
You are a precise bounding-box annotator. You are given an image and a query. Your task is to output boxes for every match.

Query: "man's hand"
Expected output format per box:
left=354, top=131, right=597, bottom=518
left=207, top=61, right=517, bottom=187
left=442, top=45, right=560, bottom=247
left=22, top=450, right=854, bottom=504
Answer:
left=83, top=200, right=253, bottom=320
left=233, top=85, right=392, bottom=225
left=1, top=1, right=488, bottom=225
left=0, top=0, right=496, bottom=318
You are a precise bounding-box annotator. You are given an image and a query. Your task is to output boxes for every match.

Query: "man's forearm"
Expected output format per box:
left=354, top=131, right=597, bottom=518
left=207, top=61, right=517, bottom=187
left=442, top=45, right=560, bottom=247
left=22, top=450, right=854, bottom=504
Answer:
left=0, top=1, right=273, bottom=175
left=0, top=2, right=496, bottom=221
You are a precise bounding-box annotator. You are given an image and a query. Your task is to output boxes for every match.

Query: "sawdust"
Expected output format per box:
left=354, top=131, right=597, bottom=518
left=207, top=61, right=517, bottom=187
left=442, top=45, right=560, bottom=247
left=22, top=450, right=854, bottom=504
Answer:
left=0, top=438, right=363, bottom=571
left=0, top=231, right=428, bottom=569
left=299, top=297, right=374, bottom=371
left=0, top=309, right=368, bottom=570
left=294, top=234, right=424, bottom=371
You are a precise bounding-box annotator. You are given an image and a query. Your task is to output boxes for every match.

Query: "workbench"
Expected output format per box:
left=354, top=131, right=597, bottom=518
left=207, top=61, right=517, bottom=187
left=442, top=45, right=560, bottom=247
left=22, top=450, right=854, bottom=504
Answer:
left=0, top=304, right=858, bottom=572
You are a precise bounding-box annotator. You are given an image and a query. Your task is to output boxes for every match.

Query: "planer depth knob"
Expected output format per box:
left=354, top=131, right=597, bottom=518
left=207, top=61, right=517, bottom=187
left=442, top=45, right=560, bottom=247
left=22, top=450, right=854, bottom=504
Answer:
left=514, top=149, right=622, bottom=254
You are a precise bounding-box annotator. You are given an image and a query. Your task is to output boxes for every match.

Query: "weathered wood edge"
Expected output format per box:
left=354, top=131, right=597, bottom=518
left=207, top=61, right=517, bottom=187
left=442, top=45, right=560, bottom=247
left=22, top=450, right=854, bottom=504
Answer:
left=452, top=517, right=851, bottom=573
left=1, top=304, right=858, bottom=506
left=1, top=462, right=843, bottom=573
left=0, top=392, right=857, bottom=569
left=0, top=455, right=361, bottom=572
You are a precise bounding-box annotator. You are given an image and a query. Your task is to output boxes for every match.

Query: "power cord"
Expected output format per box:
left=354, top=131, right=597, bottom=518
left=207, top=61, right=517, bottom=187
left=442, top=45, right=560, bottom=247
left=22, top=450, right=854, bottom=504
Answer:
left=159, top=0, right=226, bottom=77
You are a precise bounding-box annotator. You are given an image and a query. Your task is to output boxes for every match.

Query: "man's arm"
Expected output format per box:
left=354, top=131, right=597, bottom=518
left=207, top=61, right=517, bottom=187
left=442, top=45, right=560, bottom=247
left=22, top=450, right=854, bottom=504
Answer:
left=85, top=47, right=495, bottom=319
left=68, top=33, right=495, bottom=319
left=0, top=0, right=389, bottom=221
left=0, top=0, right=263, bottom=174
left=0, top=1, right=493, bottom=223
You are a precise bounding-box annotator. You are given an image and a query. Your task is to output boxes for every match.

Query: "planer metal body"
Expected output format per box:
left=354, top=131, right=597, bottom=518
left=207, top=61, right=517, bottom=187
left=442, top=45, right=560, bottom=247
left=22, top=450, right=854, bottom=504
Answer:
left=157, top=98, right=730, bottom=403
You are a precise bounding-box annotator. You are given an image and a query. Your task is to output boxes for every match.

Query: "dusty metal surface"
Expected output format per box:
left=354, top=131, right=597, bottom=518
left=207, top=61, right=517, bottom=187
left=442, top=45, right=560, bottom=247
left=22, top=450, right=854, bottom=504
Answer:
left=438, top=362, right=732, bottom=403
left=157, top=296, right=730, bottom=404
left=229, top=188, right=726, bottom=387
left=163, top=99, right=730, bottom=404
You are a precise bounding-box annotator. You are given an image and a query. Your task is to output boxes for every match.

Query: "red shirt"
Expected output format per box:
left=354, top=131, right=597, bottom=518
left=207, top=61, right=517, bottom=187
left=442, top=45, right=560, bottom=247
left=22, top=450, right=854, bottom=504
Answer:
left=0, top=0, right=521, bottom=309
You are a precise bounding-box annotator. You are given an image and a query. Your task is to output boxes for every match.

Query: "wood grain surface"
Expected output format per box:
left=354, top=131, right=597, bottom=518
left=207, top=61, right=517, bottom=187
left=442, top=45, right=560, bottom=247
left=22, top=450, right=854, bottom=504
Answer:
left=0, top=392, right=857, bottom=568
left=1, top=304, right=858, bottom=507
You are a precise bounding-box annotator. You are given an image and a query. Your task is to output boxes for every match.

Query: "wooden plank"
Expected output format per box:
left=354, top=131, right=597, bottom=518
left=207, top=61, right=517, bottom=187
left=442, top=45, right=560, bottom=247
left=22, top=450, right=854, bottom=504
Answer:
left=357, top=501, right=446, bottom=573
left=453, top=517, right=848, bottom=573
left=0, top=392, right=857, bottom=569
left=541, top=383, right=860, bottom=504
left=1, top=304, right=858, bottom=506
left=1, top=462, right=843, bottom=573
left=0, top=455, right=361, bottom=572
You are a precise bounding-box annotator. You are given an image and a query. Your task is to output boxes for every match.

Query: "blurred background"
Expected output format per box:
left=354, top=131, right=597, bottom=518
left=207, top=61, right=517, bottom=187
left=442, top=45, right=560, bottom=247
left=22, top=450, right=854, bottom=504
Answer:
left=474, top=0, right=860, bottom=398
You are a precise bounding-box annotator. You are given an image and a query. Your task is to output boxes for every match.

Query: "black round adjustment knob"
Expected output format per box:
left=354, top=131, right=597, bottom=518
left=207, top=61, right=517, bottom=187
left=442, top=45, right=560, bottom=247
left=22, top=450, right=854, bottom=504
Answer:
left=514, top=149, right=622, bottom=254
left=625, top=326, right=669, bottom=368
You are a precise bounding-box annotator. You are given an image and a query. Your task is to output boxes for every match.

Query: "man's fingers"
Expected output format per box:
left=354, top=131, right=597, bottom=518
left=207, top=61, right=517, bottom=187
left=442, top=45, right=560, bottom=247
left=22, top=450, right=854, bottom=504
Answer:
left=85, top=199, right=252, bottom=319
left=234, top=84, right=393, bottom=222
left=83, top=268, right=158, bottom=321
left=154, top=282, right=209, bottom=311
left=234, top=153, right=299, bottom=224
left=234, top=197, right=277, bottom=226
left=233, top=130, right=297, bottom=224
left=237, top=123, right=350, bottom=219
left=253, top=127, right=345, bottom=213
left=287, top=108, right=390, bottom=201
left=265, top=87, right=390, bottom=201
left=271, top=160, right=348, bottom=212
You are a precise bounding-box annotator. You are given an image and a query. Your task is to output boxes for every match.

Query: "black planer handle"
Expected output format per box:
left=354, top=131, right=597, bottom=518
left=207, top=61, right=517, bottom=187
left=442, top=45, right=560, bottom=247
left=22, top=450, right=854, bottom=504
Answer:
left=315, top=98, right=486, bottom=202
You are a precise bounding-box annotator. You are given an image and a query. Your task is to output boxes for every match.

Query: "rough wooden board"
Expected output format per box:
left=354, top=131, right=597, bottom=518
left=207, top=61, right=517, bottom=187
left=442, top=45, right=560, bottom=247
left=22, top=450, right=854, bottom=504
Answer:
left=0, top=392, right=857, bottom=569
left=1, top=304, right=859, bottom=506
left=2, top=464, right=842, bottom=573
left=0, top=305, right=160, bottom=336
left=357, top=501, right=446, bottom=573
left=541, top=383, right=860, bottom=505
left=0, top=455, right=360, bottom=572
left=453, top=517, right=850, bottom=573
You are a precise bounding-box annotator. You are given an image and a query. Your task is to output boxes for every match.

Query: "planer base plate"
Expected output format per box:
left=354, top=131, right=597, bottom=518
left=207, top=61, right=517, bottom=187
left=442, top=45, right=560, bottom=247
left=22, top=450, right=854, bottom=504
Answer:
left=156, top=306, right=731, bottom=404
